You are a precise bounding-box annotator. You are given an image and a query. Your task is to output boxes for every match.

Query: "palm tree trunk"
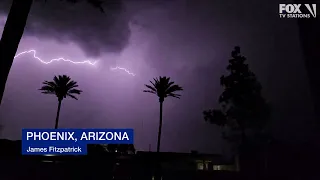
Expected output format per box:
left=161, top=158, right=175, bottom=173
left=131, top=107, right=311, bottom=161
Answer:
left=55, top=100, right=62, bottom=129
left=155, top=101, right=163, bottom=180
left=156, top=101, right=163, bottom=152
left=0, top=0, right=33, bottom=105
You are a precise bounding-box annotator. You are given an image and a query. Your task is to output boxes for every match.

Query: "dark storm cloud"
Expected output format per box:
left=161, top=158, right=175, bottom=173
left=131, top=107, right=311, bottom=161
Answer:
left=0, top=0, right=130, bottom=57
left=0, top=0, right=176, bottom=58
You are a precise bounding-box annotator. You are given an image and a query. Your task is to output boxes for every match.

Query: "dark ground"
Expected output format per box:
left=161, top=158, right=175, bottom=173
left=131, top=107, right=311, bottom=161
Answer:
left=1, top=139, right=320, bottom=180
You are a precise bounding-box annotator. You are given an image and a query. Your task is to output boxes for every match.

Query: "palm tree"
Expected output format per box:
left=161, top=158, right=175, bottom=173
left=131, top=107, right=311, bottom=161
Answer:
left=0, top=0, right=119, bottom=105
left=143, top=76, right=183, bottom=152
left=39, top=75, right=82, bottom=129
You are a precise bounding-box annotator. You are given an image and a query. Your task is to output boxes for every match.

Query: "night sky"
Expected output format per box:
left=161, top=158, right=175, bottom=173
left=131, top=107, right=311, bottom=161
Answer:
left=0, top=0, right=318, bottom=154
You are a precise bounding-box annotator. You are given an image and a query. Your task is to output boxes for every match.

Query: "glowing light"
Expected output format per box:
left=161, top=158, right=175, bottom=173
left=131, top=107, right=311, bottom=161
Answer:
left=14, top=50, right=97, bottom=65
left=110, top=66, right=135, bottom=76
left=14, top=49, right=136, bottom=76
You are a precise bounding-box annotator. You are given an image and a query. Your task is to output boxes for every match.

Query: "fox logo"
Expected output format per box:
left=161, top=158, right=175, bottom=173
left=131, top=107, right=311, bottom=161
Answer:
left=305, top=4, right=316, bottom=18
left=279, top=4, right=316, bottom=18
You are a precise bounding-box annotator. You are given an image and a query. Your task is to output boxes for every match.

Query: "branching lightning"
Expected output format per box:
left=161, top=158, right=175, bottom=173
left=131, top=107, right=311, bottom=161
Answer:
left=14, top=49, right=135, bottom=76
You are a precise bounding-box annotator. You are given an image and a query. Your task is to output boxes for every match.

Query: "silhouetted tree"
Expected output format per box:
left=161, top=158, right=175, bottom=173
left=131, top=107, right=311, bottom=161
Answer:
left=39, top=75, right=82, bottom=129
left=0, top=0, right=121, bottom=105
left=203, top=46, right=270, bottom=145
left=144, top=76, right=183, bottom=152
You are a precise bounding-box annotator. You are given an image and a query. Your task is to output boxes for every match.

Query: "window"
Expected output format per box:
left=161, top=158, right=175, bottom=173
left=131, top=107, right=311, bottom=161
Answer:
left=213, top=165, right=221, bottom=170
left=213, top=165, right=235, bottom=171
left=197, top=161, right=204, bottom=170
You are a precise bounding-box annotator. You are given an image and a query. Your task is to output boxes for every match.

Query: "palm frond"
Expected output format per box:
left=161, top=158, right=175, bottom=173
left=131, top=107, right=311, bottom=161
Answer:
left=166, top=81, right=174, bottom=89
left=143, top=90, right=156, bottom=94
left=39, top=85, right=55, bottom=92
left=150, top=80, right=157, bottom=88
left=68, top=89, right=82, bottom=94
left=40, top=91, right=55, bottom=95
left=144, top=84, right=157, bottom=92
left=53, top=76, right=60, bottom=85
left=67, top=93, right=78, bottom=100
left=39, top=75, right=82, bottom=101
left=43, top=81, right=57, bottom=88
left=166, top=84, right=183, bottom=94
left=66, top=81, right=78, bottom=89
left=167, top=93, right=181, bottom=99
left=143, top=76, right=183, bottom=101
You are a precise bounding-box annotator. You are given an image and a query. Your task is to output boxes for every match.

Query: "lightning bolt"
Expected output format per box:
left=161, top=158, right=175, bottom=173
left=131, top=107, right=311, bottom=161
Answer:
left=110, top=66, right=135, bottom=76
left=14, top=49, right=135, bottom=76
left=14, top=50, right=97, bottom=65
